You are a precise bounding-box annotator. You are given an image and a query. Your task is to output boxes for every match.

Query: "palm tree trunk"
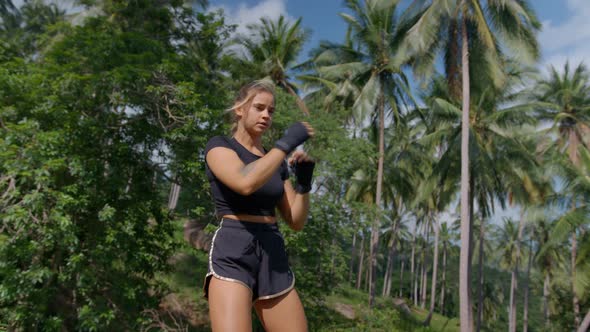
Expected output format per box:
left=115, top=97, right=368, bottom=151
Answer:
left=330, top=236, right=337, bottom=278
left=383, top=250, right=392, bottom=297
left=350, top=231, right=357, bottom=283
left=573, top=229, right=580, bottom=327
left=577, top=309, right=590, bottom=332
left=356, top=235, right=365, bottom=290
left=570, top=134, right=581, bottom=327
left=459, top=14, right=473, bottom=332
left=543, top=273, right=550, bottom=328
left=168, top=182, right=181, bottom=210
left=411, top=222, right=418, bottom=306
left=469, top=182, right=475, bottom=325
left=414, top=262, right=420, bottom=307
left=365, top=259, right=370, bottom=292
left=421, top=224, right=429, bottom=309
left=421, top=260, right=427, bottom=309
left=476, top=218, right=485, bottom=332
left=509, top=268, right=518, bottom=332
left=440, top=242, right=447, bottom=314
left=280, top=80, right=310, bottom=116
left=523, top=239, right=533, bottom=332
left=369, top=92, right=385, bottom=307
left=509, top=210, right=526, bottom=332
left=384, top=219, right=399, bottom=297
left=424, top=217, right=440, bottom=326
left=399, top=258, right=405, bottom=298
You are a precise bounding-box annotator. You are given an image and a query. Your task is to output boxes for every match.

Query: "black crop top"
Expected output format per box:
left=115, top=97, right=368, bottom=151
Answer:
left=205, top=136, right=289, bottom=217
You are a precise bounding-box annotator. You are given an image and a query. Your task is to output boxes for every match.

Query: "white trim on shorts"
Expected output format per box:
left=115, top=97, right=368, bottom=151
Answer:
left=204, top=220, right=254, bottom=297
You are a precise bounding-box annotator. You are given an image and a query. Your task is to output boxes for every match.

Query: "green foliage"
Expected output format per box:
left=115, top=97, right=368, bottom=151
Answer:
left=0, top=1, right=233, bottom=329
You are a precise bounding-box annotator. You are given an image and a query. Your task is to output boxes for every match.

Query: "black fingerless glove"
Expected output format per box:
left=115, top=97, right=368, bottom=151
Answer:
left=274, top=122, right=310, bottom=154
left=293, top=160, right=315, bottom=194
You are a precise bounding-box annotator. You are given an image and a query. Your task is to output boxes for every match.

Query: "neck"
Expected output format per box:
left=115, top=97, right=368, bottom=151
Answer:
left=233, top=127, right=263, bottom=151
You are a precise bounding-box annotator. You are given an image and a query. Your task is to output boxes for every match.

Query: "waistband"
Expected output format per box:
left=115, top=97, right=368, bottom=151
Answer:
left=220, top=218, right=279, bottom=231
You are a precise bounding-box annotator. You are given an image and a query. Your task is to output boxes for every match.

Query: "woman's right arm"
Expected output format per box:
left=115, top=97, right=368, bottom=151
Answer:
left=206, top=147, right=286, bottom=196
left=207, top=122, right=313, bottom=196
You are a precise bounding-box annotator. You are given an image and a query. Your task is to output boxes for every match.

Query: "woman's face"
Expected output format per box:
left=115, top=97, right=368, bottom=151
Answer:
left=237, top=90, right=275, bottom=135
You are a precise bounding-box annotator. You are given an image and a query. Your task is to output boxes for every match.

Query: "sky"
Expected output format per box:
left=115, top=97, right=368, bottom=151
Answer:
left=209, top=0, right=590, bottom=72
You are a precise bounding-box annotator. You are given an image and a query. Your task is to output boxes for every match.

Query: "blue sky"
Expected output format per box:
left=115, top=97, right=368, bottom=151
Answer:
left=209, top=0, right=590, bottom=72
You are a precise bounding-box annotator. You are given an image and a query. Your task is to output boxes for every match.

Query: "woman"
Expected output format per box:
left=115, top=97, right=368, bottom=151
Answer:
left=203, top=80, right=315, bottom=331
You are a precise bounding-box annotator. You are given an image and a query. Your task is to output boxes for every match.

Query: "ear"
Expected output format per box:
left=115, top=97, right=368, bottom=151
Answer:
left=234, top=103, right=244, bottom=117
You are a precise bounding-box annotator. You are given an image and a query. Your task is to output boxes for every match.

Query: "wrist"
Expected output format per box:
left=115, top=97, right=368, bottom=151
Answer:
left=274, top=141, right=292, bottom=153
left=294, top=183, right=312, bottom=194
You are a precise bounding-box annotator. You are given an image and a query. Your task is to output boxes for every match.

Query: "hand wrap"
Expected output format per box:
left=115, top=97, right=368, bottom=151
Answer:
left=293, top=160, right=315, bottom=194
left=274, top=122, right=310, bottom=154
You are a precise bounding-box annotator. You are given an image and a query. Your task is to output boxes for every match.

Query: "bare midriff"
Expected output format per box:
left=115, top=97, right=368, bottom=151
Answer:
left=221, top=214, right=277, bottom=224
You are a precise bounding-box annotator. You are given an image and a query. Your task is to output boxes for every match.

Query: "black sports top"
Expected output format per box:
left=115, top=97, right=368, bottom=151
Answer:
left=205, top=136, right=289, bottom=217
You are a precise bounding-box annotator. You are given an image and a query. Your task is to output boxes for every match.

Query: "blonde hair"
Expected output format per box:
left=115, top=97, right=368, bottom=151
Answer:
left=227, top=79, right=276, bottom=134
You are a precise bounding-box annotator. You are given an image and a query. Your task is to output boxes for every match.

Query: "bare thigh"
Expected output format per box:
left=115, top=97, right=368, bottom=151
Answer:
left=208, top=277, right=253, bottom=332
left=254, top=289, right=307, bottom=332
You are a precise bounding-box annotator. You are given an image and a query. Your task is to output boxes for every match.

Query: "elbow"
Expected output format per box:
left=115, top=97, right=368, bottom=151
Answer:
left=236, top=187, right=254, bottom=196
left=290, top=219, right=306, bottom=232
left=235, top=181, right=257, bottom=196
left=291, top=224, right=304, bottom=232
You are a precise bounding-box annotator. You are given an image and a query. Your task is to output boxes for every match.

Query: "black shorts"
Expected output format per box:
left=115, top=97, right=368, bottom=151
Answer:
left=203, top=218, right=295, bottom=302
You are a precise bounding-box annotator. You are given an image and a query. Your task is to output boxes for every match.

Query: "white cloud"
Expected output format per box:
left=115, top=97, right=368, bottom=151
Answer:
left=208, top=0, right=294, bottom=57
left=539, top=0, right=590, bottom=70
left=209, top=0, right=293, bottom=36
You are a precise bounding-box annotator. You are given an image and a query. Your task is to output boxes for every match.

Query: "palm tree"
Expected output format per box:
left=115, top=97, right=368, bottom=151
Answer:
left=555, top=146, right=590, bottom=331
left=406, top=2, right=541, bottom=329
left=533, top=62, right=590, bottom=326
left=494, top=218, right=521, bottom=332
left=0, top=0, right=65, bottom=57
left=0, top=0, right=15, bottom=15
left=472, top=216, right=493, bottom=331
left=503, top=161, right=552, bottom=332
left=313, top=0, right=418, bottom=306
left=522, top=236, right=533, bottom=332
left=381, top=122, right=429, bottom=298
left=412, top=156, right=456, bottom=325
left=422, top=66, right=541, bottom=329
left=234, top=15, right=311, bottom=115
left=534, top=217, right=564, bottom=329
left=438, top=222, right=456, bottom=315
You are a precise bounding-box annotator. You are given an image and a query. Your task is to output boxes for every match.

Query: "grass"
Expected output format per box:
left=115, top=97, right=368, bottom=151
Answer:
left=322, top=286, right=460, bottom=332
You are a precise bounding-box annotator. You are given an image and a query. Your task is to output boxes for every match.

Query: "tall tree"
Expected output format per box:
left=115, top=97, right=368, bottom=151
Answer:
left=494, top=218, right=521, bottom=332
left=314, top=0, right=417, bottom=306
left=534, top=61, right=590, bottom=327
left=422, top=66, right=541, bottom=330
left=406, top=2, right=540, bottom=329
left=234, top=15, right=311, bottom=115
left=534, top=217, right=565, bottom=330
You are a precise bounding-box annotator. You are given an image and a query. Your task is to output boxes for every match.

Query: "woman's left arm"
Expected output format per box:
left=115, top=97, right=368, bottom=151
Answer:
left=278, top=151, right=314, bottom=231
left=278, top=181, right=310, bottom=231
